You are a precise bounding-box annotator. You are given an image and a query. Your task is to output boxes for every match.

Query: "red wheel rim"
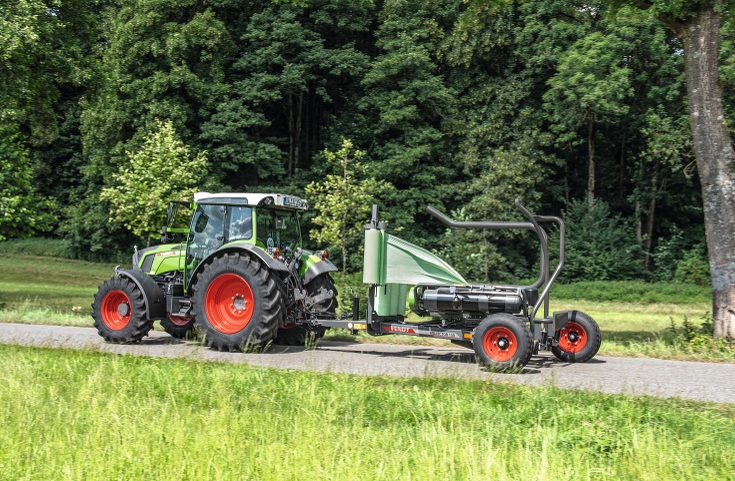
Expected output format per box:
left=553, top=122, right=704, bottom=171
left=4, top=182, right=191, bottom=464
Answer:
left=281, top=324, right=298, bottom=330
left=205, top=273, right=254, bottom=334
left=167, top=313, right=192, bottom=326
left=557, top=322, right=588, bottom=353
left=482, top=326, right=518, bottom=362
left=101, top=290, right=131, bottom=330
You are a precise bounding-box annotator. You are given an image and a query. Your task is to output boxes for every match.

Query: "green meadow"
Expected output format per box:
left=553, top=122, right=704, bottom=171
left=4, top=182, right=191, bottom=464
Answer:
left=0, top=344, right=733, bottom=481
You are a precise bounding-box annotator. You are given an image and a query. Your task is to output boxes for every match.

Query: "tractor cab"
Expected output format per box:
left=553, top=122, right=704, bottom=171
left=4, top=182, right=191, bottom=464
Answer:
left=182, top=192, right=307, bottom=287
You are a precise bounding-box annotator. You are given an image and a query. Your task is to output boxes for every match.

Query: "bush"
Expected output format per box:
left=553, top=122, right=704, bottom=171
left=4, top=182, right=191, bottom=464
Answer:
left=673, top=242, right=710, bottom=285
left=0, top=237, right=71, bottom=258
left=551, top=199, right=643, bottom=282
left=669, top=315, right=733, bottom=353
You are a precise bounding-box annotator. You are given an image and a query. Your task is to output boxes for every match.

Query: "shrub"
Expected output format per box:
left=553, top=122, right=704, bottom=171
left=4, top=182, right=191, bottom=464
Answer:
left=551, top=199, right=643, bottom=282
left=673, top=241, right=711, bottom=285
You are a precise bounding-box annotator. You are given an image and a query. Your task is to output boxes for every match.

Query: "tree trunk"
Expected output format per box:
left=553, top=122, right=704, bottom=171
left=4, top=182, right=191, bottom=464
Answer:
left=294, top=91, right=304, bottom=175
left=305, top=88, right=310, bottom=165
left=341, top=232, right=347, bottom=284
left=663, top=4, right=735, bottom=339
left=619, top=134, right=626, bottom=206
left=587, top=117, right=596, bottom=208
left=288, top=94, right=294, bottom=177
left=644, top=161, right=658, bottom=270
left=564, top=157, right=570, bottom=204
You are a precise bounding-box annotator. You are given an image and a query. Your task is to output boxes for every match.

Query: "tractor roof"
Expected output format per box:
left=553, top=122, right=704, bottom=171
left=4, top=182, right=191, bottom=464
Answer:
left=193, top=192, right=308, bottom=211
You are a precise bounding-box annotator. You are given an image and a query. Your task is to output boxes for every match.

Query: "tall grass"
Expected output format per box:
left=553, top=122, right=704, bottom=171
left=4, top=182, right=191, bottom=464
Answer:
left=550, top=281, right=712, bottom=304
left=0, top=237, right=71, bottom=258
left=0, top=344, right=733, bottom=480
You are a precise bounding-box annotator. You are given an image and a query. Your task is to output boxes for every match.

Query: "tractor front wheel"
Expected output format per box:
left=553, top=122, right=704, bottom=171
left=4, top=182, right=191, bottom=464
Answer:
left=473, top=314, right=533, bottom=371
left=551, top=311, right=601, bottom=363
left=191, top=252, right=282, bottom=351
left=92, top=276, right=152, bottom=343
left=161, top=314, right=196, bottom=339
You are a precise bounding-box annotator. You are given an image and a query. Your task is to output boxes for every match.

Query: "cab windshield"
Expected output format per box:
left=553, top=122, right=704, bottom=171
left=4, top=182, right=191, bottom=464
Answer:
left=256, top=208, right=301, bottom=254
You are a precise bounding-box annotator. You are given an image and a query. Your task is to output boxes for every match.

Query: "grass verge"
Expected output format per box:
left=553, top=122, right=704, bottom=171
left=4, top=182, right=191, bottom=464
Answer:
left=1, top=344, right=733, bottom=481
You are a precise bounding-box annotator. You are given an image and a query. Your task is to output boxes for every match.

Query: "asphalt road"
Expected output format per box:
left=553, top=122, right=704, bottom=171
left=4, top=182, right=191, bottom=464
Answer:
left=1, top=322, right=734, bottom=404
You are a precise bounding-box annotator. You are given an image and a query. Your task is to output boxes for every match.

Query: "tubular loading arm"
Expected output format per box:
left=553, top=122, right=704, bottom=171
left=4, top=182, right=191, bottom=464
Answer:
left=426, top=199, right=565, bottom=320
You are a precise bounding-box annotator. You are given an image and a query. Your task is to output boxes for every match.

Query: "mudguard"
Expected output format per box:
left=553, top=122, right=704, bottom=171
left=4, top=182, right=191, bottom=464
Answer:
left=302, top=258, right=338, bottom=285
left=114, top=267, right=167, bottom=320
left=187, top=242, right=290, bottom=289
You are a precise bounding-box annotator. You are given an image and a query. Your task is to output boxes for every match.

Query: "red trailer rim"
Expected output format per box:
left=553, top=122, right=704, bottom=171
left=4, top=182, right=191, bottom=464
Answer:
left=557, top=322, right=587, bottom=353
left=205, top=273, right=254, bottom=334
left=167, top=313, right=192, bottom=326
left=101, top=290, right=131, bottom=330
left=482, top=326, right=518, bottom=362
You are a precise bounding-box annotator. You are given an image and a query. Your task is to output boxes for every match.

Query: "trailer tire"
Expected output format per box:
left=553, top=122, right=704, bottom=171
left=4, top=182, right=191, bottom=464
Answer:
left=191, top=252, right=282, bottom=351
left=92, top=276, right=153, bottom=343
left=273, top=274, right=337, bottom=346
left=551, top=311, right=601, bottom=363
left=473, top=314, right=533, bottom=371
left=161, top=314, right=197, bottom=339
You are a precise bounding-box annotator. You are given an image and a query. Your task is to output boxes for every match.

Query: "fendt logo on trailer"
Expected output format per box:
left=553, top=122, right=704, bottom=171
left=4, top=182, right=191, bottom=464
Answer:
left=385, top=326, right=416, bottom=334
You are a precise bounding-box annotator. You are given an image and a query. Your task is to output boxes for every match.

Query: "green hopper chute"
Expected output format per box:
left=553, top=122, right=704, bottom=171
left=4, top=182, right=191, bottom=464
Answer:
left=363, top=230, right=467, bottom=317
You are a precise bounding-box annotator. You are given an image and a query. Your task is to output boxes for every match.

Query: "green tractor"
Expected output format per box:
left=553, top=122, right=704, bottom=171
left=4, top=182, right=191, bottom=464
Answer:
left=92, top=192, right=339, bottom=350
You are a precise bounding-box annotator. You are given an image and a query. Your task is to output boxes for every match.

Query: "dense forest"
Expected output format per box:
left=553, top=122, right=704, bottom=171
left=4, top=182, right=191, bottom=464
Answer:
left=1, top=0, right=732, bottom=286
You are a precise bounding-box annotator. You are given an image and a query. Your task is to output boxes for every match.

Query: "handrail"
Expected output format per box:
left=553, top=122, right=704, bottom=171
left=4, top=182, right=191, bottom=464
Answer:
left=426, top=199, right=566, bottom=321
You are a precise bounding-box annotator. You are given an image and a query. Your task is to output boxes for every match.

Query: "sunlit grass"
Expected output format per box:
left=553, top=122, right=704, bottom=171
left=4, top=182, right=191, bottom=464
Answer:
left=0, top=344, right=733, bottom=481
left=0, top=255, right=119, bottom=315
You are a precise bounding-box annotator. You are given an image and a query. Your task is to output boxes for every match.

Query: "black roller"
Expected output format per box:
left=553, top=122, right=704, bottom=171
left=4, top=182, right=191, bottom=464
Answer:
left=420, top=286, right=522, bottom=315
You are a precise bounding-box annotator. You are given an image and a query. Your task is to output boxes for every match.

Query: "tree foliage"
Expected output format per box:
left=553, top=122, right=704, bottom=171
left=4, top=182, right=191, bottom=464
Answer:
left=306, top=139, right=391, bottom=282
left=0, top=0, right=720, bottom=296
left=0, top=127, right=56, bottom=240
left=100, top=120, right=207, bottom=244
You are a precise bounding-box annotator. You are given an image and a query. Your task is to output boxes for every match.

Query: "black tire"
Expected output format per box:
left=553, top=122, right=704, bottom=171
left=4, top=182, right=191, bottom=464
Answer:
left=472, top=313, right=533, bottom=371
left=551, top=311, right=601, bottom=363
left=273, top=274, right=338, bottom=346
left=160, top=314, right=197, bottom=339
left=92, top=276, right=153, bottom=343
left=191, top=252, right=282, bottom=351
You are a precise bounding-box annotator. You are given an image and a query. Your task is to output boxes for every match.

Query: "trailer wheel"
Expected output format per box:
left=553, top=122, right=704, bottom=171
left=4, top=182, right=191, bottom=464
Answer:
left=92, top=276, right=153, bottom=343
left=161, top=314, right=196, bottom=339
left=191, top=252, right=282, bottom=350
left=473, top=314, right=533, bottom=371
left=273, top=274, right=337, bottom=346
left=551, top=311, right=601, bottom=363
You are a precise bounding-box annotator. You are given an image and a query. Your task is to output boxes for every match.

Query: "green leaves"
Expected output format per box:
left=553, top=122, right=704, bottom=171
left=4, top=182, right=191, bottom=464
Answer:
left=306, top=139, right=392, bottom=280
left=0, top=127, right=56, bottom=240
left=100, top=120, right=206, bottom=241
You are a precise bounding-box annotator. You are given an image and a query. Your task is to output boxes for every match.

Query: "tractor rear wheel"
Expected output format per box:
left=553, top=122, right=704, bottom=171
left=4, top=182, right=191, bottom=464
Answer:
left=273, top=274, right=337, bottom=346
left=161, top=314, right=196, bottom=339
left=92, top=276, right=152, bottom=343
left=191, top=252, right=282, bottom=351
left=473, top=314, right=533, bottom=371
left=551, top=311, right=601, bottom=363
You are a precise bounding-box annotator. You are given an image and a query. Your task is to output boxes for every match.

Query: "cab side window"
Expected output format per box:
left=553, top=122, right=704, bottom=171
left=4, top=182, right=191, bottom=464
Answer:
left=227, top=206, right=253, bottom=242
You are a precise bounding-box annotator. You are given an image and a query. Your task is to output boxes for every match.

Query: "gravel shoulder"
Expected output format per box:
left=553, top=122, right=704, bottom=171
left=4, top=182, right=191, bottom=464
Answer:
left=1, top=322, right=733, bottom=404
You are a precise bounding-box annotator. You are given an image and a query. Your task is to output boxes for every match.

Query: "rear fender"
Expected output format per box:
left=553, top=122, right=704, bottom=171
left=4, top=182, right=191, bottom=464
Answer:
left=114, top=267, right=167, bottom=320
left=302, top=258, right=338, bottom=285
